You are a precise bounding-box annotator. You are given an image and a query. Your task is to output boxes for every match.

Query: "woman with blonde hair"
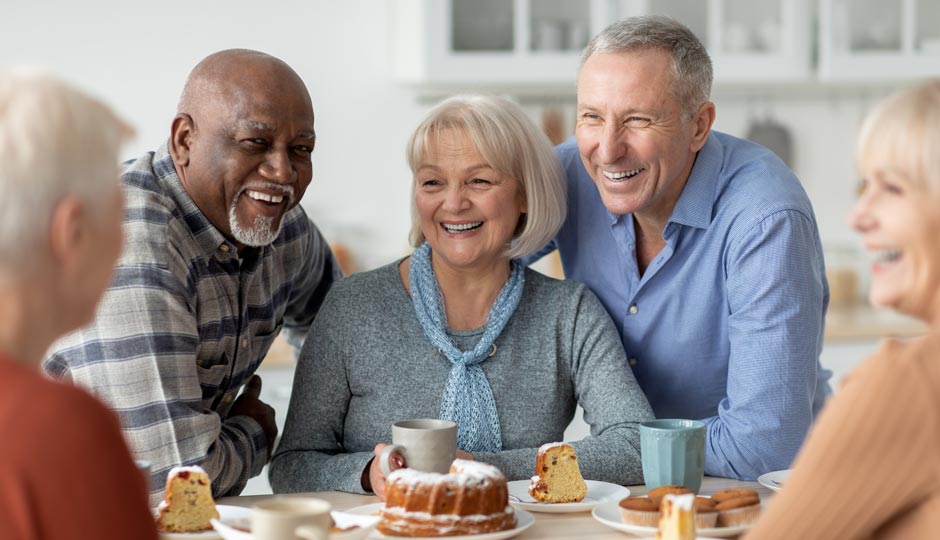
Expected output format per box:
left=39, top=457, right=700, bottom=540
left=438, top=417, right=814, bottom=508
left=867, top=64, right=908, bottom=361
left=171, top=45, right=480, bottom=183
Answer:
left=745, top=80, right=940, bottom=539
left=271, top=95, right=653, bottom=497
left=0, top=70, right=156, bottom=539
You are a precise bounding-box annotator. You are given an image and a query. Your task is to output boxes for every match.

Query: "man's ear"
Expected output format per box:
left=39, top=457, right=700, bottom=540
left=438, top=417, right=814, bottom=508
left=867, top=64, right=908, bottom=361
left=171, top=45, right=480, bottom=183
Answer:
left=169, top=113, right=194, bottom=167
left=48, top=195, right=86, bottom=275
left=689, top=101, right=716, bottom=153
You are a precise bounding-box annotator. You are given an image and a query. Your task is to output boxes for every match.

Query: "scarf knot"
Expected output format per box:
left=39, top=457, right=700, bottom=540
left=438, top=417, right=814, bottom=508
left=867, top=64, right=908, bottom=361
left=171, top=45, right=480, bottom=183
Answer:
left=409, top=242, right=524, bottom=453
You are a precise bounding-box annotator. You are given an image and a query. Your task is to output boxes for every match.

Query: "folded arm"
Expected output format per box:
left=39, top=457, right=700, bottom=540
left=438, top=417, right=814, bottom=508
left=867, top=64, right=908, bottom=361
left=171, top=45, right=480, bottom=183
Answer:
left=44, top=265, right=268, bottom=506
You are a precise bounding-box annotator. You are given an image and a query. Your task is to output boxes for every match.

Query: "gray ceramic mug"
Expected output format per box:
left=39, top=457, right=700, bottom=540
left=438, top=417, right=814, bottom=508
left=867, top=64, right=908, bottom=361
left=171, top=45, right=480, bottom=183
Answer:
left=639, top=419, right=706, bottom=493
left=379, top=419, right=457, bottom=475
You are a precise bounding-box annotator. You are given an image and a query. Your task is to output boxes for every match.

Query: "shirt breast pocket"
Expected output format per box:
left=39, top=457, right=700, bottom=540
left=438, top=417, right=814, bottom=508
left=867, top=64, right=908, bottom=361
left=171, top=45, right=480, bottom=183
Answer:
left=195, top=356, right=231, bottom=408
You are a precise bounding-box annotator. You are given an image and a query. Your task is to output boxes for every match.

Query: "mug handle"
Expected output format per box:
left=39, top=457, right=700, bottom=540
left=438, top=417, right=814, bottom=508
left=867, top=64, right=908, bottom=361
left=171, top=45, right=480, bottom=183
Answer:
left=378, top=444, right=406, bottom=476
left=295, top=524, right=327, bottom=540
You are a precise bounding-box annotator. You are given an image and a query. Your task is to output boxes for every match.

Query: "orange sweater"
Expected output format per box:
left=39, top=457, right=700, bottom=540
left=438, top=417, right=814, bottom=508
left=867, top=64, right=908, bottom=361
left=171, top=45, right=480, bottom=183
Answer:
left=0, top=355, right=157, bottom=540
left=745, top=334, right=940, bottom=539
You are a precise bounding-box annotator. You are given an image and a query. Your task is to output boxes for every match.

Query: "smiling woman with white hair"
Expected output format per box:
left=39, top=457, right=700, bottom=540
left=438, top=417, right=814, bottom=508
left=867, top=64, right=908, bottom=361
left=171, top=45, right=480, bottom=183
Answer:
left=744, top=80, right=940, bottom=539
left=271, top=94, right=654, bottom=498
left=0, top=70, right=156, bottom=539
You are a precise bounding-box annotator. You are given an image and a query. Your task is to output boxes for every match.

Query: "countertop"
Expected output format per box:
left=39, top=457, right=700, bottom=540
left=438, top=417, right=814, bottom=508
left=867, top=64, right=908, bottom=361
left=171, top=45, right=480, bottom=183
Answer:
left=824, top=303, right=926, bottom=341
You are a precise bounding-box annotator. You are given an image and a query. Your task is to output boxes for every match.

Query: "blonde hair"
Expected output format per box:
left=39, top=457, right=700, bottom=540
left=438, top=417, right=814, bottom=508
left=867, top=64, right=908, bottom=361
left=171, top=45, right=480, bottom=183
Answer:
left=0, top=68, right=134, bottom=267
left=406, top=95, right=566, bottom=259
left=857, top=80, right=940, bottom=194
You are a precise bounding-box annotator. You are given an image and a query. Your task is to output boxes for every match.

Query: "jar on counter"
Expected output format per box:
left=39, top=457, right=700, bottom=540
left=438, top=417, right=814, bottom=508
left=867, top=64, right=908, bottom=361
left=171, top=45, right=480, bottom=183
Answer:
left=825, top=244, right=860, bottom=308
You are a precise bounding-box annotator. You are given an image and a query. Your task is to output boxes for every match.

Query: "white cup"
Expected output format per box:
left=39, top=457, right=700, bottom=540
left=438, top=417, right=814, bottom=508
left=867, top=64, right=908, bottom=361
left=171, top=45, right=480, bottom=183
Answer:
left=379, top=419, right=457, bottom=475
left=252, top=498, right=331, bottom=540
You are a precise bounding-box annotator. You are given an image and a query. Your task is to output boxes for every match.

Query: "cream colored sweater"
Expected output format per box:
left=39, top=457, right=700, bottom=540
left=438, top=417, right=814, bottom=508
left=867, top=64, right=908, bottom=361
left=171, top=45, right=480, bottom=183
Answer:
left=745, top=333, right=940, bottom=539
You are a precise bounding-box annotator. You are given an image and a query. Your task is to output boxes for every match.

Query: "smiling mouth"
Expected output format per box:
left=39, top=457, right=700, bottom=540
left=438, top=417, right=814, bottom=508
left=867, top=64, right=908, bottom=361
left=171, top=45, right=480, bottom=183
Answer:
left=603, top=168, right=643, bottom=182
left=442, top=222, right=482, bottom=233
left=246, top=189, right=286, bottom=204
left=870, top=249, right=902, bottom=265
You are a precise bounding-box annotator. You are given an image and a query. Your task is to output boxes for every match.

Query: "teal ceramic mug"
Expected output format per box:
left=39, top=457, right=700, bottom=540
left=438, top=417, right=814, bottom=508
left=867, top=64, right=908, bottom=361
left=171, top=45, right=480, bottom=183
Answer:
left=639, top=419, right=706, bottom=493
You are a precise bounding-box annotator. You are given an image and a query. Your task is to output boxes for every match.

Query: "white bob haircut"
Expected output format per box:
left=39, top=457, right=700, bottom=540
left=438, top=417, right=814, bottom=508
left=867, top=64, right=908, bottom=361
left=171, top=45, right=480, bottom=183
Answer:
left=406, top=95, right=567, bottom=260
left=0, top=69, right=134, bottom=268
left=857, top=79, right=940, bottom=195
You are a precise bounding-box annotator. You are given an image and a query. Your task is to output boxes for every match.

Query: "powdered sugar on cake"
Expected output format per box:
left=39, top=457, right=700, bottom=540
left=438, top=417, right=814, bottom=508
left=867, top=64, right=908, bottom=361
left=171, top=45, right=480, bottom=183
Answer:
left=538, top=441, right=568, bottom=453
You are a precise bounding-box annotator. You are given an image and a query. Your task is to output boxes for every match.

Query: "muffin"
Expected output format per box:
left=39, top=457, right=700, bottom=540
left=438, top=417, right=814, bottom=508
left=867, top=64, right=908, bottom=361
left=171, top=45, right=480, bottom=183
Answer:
left=711, top=487, right=760, bottom=504
left=647, top=484, right=694, bottom=505
left=715, top=496, right=761, bottom=526
left=692, top=496, right=718, bottom=528
left=618, top=496, right=660, bottom=527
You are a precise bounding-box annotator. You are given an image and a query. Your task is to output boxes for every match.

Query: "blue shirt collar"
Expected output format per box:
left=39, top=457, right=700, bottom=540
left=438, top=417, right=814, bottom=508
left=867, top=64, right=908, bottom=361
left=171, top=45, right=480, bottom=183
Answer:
left=668, top=133, right=722, bottom=230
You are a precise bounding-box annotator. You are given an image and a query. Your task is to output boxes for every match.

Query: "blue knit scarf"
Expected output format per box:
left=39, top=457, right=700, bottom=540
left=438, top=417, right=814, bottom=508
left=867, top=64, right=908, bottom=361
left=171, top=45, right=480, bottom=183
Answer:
left=409, top=242, right=525, bottom=453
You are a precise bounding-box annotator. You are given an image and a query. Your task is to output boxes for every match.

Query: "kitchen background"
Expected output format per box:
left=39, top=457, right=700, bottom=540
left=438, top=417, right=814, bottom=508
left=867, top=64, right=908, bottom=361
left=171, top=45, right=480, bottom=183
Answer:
left=4, top=0, right=937, bottom=493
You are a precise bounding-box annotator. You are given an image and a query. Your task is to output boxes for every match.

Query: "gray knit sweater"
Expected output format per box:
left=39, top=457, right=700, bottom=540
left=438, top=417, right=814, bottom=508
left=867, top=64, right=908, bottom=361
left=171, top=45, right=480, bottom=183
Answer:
left=269, top=259, right=654, bottom=494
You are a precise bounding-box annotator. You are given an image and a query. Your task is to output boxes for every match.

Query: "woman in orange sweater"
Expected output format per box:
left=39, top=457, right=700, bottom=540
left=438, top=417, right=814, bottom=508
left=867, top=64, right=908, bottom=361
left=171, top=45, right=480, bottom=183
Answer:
left=745, top=80, right=940, bottom=539
left=0, top=70, right=157, bottom=540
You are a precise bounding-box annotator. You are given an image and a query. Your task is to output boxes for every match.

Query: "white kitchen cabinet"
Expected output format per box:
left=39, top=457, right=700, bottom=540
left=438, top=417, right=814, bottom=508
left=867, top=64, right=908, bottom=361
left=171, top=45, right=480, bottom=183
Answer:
left=391, top=0, right=610, bottom=89
left=818, top=0, right=940, bottom=80
left=391, top=0, right=812, bottom=89
left=617, top=0, right=813, bottom=81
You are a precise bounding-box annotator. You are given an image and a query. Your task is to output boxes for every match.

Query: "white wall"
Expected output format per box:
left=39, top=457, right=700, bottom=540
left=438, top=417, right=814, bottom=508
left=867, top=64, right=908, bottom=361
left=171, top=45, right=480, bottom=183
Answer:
left=0, top=2, right=906, bottom=279
left=1, top=0, right=423, bottom=269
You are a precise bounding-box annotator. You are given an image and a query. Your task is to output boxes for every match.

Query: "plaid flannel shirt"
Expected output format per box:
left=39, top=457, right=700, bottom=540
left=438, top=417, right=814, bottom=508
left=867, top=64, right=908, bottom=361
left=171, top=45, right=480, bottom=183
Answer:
left=44, top=144, right=341, bottom=506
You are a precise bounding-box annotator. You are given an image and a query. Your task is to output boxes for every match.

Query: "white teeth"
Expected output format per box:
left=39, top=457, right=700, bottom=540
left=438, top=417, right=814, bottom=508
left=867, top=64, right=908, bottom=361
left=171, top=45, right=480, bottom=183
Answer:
left=443, top=222, right=482, bottom=232
left=603, top=168, right=642, bottom=181
left=870, top=249, right=901, bottom=264
left=246, top=190, right=284, bottom=204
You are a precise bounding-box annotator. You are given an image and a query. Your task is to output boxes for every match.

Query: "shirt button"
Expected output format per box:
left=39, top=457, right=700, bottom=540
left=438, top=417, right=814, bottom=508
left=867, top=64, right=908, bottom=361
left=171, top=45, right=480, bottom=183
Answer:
left=629, top=305, right=638, bottom=314
left=222, top=394, right=233, bottom=404
left=629, top=358, right=638, bottom=366
left=219, top=244, right=230, bottom=253
left=241, top=338, right=249, bottom=349
left=196, top=359, right=204, bottom=367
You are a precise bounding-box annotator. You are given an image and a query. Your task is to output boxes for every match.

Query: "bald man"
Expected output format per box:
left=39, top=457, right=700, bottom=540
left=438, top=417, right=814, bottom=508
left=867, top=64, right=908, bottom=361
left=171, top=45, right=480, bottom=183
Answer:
left=44, top=49, right=342, bottom=505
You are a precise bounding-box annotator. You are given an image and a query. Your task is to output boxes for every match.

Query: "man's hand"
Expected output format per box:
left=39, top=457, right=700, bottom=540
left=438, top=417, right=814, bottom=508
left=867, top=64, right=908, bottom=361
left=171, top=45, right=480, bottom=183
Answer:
left=229, top=375, right=278, bottom=460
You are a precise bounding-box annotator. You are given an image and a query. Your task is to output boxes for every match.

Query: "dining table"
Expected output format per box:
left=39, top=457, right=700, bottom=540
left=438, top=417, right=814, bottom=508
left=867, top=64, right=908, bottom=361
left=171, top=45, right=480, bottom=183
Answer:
left=218, top=476, right=773, bottom=539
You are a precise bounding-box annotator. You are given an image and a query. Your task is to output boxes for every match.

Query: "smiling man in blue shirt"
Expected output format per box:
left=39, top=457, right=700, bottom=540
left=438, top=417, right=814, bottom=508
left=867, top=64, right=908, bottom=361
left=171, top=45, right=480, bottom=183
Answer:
left=533, top=16, right=831, bottom=480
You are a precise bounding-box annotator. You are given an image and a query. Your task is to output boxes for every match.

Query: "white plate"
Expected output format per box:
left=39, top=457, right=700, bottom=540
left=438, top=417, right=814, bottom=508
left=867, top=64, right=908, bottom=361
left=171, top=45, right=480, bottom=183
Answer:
left=209, top=509, right=380, bottom=540
left=591, top=500, right=752, bottom=538
left=160, top=505, right=252, bottom=539
left=506, top=479, right=630, bottom=513
left=757, top=469, right=790, bottom=493
left=344, top=502, right=534, bottom=540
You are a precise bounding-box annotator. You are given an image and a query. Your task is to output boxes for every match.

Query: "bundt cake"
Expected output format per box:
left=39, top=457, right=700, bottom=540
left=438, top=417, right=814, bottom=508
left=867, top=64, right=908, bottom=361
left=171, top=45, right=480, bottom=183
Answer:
left=527, top=442, right=587, bottom=503
left=378, top=459, right=516, bottom=537
left=154, top=465, right=219, bottom=533
left=655, top=493, right=696, bottom=540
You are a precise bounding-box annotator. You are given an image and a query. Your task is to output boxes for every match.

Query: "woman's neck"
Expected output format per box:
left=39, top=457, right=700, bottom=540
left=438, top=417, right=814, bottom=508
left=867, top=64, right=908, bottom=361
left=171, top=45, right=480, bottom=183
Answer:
left=400, top=255, right=512, bottom=331
left=0, top=276, right=56, bottom=367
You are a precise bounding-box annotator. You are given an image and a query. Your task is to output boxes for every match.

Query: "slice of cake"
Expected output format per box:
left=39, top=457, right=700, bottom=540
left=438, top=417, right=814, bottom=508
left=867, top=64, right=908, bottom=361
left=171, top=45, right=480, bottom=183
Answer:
left=655, top=493, right=696, bottom=540
left=527, top=442, right=588, bottom=503
left=154, top=465, right=219, bottom=533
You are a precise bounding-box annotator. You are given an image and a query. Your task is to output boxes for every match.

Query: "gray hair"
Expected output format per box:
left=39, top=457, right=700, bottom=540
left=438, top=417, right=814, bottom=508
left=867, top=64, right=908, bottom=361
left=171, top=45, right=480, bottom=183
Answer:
left=857, top=79, right=940, bottom=194
left=406, top=95, right=566, bottom=260
left=0, top=68, right=134, bottom=268
left=581, top=15, right=713, bottom=116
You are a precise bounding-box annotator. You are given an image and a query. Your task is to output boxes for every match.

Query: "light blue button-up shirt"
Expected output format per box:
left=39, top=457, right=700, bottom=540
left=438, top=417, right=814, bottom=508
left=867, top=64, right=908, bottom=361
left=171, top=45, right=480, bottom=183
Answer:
left=540, top=132, right=831, bottom=480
